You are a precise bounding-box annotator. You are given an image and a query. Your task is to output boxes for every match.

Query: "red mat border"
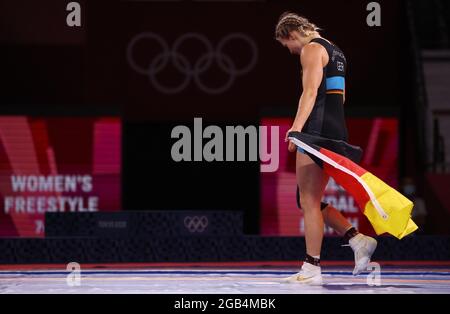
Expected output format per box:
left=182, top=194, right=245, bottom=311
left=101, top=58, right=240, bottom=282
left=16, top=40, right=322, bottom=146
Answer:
left=1, top=260, right=450, bottom=270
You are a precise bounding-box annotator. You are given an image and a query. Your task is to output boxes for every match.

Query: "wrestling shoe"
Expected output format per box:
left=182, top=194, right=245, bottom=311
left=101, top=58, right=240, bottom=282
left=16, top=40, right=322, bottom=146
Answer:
left=349, top=233, right=378, bottom=275
left=283, top=262, right=323, bottom=285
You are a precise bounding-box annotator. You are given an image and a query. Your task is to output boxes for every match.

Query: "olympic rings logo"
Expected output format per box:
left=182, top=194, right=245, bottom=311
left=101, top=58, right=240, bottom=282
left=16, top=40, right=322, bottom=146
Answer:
left=126, top=32, right=258, bottom=94
left=183, top=216, right=209, bottom=233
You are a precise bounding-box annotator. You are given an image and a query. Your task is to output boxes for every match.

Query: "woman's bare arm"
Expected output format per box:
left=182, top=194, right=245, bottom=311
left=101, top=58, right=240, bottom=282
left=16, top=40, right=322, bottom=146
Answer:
left=285, top=43, right=325, bottom=142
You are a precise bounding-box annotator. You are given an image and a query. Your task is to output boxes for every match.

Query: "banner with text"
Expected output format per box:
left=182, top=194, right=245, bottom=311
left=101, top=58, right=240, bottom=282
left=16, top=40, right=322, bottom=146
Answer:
left=0, top=116, right=121, bottom=237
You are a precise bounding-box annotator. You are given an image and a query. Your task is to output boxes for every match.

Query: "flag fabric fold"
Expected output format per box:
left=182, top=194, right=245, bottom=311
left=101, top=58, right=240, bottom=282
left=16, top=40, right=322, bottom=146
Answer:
left=288, top=131, right=417, bottom=239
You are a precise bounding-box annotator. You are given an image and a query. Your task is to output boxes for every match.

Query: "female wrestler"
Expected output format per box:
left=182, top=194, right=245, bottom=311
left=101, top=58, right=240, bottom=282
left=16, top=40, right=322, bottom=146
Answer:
left=275, top=12, right=377, bottom=285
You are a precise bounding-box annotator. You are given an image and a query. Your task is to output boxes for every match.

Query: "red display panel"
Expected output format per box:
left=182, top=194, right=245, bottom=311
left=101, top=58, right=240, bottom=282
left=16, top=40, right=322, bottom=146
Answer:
left=260, top=117, right=399, bottom=236
left=0, top=116, right=121, bottom=237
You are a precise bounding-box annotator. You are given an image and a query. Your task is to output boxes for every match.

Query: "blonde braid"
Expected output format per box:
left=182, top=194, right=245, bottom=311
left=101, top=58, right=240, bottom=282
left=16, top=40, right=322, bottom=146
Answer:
left=275, top=12, right=321, bottom=39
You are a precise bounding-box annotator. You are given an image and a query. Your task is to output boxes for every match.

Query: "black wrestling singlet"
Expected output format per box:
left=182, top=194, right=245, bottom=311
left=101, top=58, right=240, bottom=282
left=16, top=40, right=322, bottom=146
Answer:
left=302, top=37, right=348, bottom=141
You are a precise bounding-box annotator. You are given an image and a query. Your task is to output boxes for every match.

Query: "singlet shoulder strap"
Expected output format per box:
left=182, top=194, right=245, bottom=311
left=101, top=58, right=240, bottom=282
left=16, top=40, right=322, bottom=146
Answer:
left=309, top=37, right=334, bottom=49
left=308, top=38, right=333, bottom=67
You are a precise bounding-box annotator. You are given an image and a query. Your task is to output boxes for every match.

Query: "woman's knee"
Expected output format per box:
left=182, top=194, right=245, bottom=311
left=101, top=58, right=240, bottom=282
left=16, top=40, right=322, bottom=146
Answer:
left=299, top=194, right=322, bottom=212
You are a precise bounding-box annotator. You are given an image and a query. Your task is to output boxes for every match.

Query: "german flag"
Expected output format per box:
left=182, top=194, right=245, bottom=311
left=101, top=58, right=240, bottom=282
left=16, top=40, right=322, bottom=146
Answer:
left=288, top=131, right=418, bottom=239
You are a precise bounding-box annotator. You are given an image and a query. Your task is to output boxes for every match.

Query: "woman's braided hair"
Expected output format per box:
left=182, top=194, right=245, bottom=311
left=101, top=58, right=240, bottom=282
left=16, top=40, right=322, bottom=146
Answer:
left=275, top=12, right=321, bottom=40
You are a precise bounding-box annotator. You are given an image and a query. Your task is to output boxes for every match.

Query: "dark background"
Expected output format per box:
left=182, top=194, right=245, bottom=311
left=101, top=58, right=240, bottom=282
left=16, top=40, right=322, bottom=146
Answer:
left=0, top=0, right=417, bottom=234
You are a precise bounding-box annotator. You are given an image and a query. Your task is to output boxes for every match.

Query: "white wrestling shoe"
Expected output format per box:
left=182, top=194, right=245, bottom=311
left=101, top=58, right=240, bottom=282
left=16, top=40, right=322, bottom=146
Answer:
left=283, top=262, right=323, bottom=285
left=349, top=233, right=378, bottom=275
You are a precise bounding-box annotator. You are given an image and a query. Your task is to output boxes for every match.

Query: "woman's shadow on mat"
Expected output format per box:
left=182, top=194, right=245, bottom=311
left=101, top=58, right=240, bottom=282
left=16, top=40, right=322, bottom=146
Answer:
left=322, top=284, right=420, bottom=290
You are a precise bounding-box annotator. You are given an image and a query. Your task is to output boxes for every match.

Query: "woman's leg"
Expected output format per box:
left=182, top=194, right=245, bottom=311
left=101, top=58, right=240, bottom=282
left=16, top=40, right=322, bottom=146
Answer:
left=322, top=204, right=353, bottom=235
left=295, top=151, right=377, bottom=278
left=296, top=152, right=329, bottom=257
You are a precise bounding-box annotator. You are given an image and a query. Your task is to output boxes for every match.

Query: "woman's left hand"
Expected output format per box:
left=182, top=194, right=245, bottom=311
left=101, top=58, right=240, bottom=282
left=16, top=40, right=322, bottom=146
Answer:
left=285, top=127, right=301, bottom=142
left=288, top=141, right=297, bottom=153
